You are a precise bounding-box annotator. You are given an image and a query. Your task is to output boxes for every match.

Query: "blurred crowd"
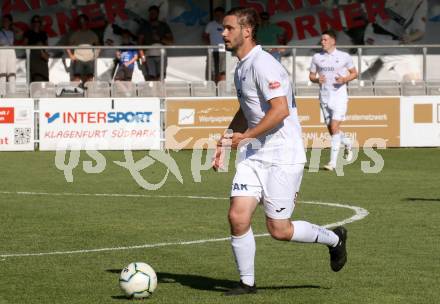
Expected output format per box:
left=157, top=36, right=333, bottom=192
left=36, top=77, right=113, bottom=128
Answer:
left=0, top=0, right=428, bottom=86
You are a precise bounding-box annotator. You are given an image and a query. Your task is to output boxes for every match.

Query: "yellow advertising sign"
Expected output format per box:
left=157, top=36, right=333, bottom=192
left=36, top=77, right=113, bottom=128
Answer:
left=165, top=98, right=239, bottom=149
left=165, top=97, right=400, bottom=149
left=298, top=97, right=400, bottom=148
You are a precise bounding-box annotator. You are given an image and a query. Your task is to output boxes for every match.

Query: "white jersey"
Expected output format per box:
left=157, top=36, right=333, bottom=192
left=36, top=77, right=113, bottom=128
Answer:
left=204, top=20, right=224, bottom=46
left=234, top=45, right=306, bottom=165
left=309, top=49, right=354, bottom=103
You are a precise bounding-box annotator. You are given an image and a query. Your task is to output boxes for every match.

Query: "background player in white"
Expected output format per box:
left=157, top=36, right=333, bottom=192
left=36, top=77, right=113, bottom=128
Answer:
left=309, top=30, right=358, bottom=171
left=213, top=8, right=348, bottom=296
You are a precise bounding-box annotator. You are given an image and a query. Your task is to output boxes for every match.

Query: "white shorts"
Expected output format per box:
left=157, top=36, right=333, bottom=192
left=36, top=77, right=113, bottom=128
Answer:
left=320, top=98, right=348, bottom=125
left=230, top=159, right=304, bottom=220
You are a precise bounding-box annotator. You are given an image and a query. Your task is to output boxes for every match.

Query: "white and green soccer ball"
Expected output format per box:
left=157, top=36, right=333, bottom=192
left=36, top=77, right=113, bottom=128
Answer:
left=119, top=262, right=157, bottom=299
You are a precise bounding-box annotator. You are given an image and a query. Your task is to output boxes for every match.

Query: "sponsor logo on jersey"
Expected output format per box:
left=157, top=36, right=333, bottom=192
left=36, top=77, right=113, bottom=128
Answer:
left=269, top=81, right=281, bottom=90
left=232, top=183, right=248, bottom=191
left=319, top=67, right=335, bottom=71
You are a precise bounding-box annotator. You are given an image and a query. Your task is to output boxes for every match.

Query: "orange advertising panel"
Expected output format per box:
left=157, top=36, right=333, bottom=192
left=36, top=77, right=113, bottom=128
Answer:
left=165, top=97, right=400, bottom=149
left=297, top=97, right=400, bottom=148
left=165, top=98, right=239, bottom=149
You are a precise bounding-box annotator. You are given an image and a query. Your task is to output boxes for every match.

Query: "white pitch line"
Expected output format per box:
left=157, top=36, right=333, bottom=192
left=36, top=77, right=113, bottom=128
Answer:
left=0, top=191, right=369, bottom=259
left=0, top=191, right=227, bottom=201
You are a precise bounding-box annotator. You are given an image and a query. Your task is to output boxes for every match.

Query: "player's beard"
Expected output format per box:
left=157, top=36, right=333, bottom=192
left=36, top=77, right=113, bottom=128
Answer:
left=225, top=34, right=244, bottom=55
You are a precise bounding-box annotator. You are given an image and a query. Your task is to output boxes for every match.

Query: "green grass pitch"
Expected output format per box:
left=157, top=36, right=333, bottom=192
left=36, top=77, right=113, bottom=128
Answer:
left=0, top=148, right=439, bottom=304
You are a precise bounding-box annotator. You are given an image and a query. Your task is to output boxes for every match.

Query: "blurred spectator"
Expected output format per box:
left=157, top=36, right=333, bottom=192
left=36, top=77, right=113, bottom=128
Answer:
left=203, top=6, right=226, bottom=82
left=23, top=15, right=49, bottom=82
left=66, top=14, right=100, bottom=83
left=0, top=14, right=16, bottom=85
left=138, top=5, right=174, bottom=81
left=114, top=29, right=138, bottom=81
left=256, top=12, right=286, bottom=62
left=362, top=0, right=427, bottom=81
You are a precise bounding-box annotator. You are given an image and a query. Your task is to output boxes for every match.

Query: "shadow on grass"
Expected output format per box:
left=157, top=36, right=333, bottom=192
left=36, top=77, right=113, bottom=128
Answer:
left=107, top=269, right=326, bottom=299
left=158, top=272, right=326, bottom=292
left=404, top=197, right=440, bottom=202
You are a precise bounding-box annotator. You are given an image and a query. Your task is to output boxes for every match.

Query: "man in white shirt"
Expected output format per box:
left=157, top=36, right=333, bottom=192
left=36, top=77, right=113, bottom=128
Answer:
left=213, top=8, right=348, bottom=296
left=309, top=30, right=358, bottom=171
left=0, top=14, right=16, bottom=85
left=203, top=6, right=226, bottom=82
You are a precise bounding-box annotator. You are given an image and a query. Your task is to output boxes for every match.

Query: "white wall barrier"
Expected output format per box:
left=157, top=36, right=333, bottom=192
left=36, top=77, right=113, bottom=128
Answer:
left=0, top=99, right=35, bottom=151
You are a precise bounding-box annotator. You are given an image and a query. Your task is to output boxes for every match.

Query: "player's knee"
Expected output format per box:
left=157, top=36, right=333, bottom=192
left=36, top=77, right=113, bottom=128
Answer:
left=227, top=210, right=248, bottom=228
left=329, top=125, right=339, bottom=135
left=267, top=224, right=291, bottom=241
left=268, top=228, right=289, bottom=241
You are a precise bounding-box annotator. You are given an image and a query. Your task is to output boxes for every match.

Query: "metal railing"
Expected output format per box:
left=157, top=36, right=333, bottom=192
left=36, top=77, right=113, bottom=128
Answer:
left=1, top=44, right=440, bottom=86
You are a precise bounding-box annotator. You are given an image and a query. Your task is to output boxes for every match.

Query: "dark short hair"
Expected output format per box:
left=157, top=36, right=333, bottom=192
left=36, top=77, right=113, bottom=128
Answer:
left=2, top=14, right=13, bottom=23
left=225, top=7, right=260, bottom=42
left=149, top=5, right=160, bottom=12
left=260, top=12, right=269, bottom=20
left=31, top=15, right=41, bottom=23
left=78, top=14, right=89, bottom=22
left=322, top=29, right=337, bottom=40
left=214, top=6, right=225, bottom=13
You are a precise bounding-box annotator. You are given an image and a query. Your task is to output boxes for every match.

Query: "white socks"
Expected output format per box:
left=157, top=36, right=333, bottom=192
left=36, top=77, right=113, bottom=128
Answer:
left=231, top=228, right=256, bottom=286
left=230, top=223, right=339, bottom=286
left=341, top=132, right=352, bottom=149
left=291, top=220, right=339, bottom=247
left=330, top=133, right=342, bottom=166
left=330, top=132, right=352, bottom=166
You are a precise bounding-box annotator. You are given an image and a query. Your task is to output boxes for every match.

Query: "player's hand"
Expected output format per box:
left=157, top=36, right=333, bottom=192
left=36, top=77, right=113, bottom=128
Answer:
left=335, top=75, right=346, bottom=84
left=212, top=134, right=232, bottom=171
left=318, top=75, right=326, bottom=84
left=212, top=145, right=225, bottom=171
left=230, top=132, right=247, bottom=148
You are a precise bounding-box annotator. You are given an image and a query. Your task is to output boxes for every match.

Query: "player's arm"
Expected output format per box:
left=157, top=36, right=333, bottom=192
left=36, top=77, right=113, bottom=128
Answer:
left=309, top=56, right=323, bottom=84
left=309, top=71, right=319, bottom=83
left=309, top=71, right=325, bottom=84
left=212, top=107, right=248, bottom=170
left=335, top=67, right=358, bottom=84
left=230, top=96, right=289, bottom=148
left=216, top=107, right=247, bottom=147
left=228, top=107, right=247, bottom=133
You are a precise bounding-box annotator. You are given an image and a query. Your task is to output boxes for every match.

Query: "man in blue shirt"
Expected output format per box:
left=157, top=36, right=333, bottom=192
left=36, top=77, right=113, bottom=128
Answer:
left=115, top=29, right=138, bottom=81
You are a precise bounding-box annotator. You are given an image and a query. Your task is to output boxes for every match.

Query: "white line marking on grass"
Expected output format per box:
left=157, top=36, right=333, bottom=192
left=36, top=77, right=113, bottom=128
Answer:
left=0, top=191, right=227, bottom=200
left=0, top=191, right=369, bottom=259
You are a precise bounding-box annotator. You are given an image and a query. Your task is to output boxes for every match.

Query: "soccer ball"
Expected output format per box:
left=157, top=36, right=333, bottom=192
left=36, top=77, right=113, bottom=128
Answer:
left=119, top=262, right=157, bottom=299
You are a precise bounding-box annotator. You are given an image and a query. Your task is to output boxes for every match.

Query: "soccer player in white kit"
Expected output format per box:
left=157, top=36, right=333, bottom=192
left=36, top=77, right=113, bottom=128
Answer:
left=213, top=8, right=348, bottom=296
left=309, top=30, right=358, bottom=171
